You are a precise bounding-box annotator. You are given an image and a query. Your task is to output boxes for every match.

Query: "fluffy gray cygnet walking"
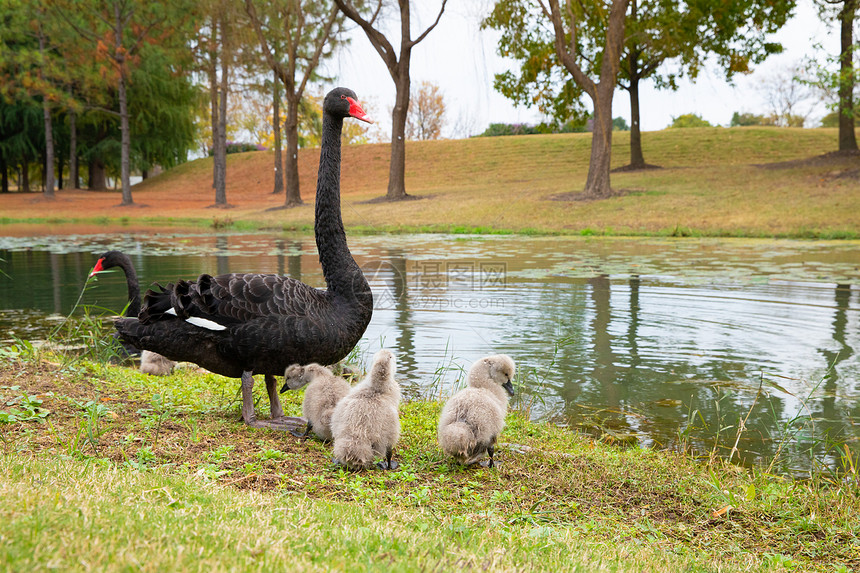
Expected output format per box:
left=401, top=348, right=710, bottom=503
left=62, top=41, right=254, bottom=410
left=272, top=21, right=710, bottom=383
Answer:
left=281, top=363, right=351, bottom=441
left=330, top=349, right=401, bottom=470
left=438, top=354, right=516, bottom=468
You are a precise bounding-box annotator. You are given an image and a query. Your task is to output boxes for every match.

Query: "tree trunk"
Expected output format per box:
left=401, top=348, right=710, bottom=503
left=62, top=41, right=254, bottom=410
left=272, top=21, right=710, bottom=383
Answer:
left=208, top=39, right=221, bottom=199
left=387, top=71, right=411, bottom=200
left=627, top=45, right=646, bottom=168
left=118, top=73, right=133, bottom=204
left=57, top=155, right=64, bottom=190
left=115, top=4, right=133, bottom=205
left=21, top=161, right=30, bottom=193
left=69, top=109, right=78, bottom=189
left=283, top=93, right=302, bottom=207
left=214, top=23, right=229, bottom=206
left=39, top=30, right=55, bottom=200
left=584, top=87, right=616, bottom=198
left=89, top=158, right=107, bottom=190
left=272, top=72, right=284, bottom=195
left=0, top=154, right=7, bottom=192
left=838, top=0, right=858, bottom=151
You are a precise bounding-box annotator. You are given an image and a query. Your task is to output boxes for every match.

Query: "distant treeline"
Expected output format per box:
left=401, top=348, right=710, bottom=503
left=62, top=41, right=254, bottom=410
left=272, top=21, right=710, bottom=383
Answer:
left=478, top=117, right=629, bottom=137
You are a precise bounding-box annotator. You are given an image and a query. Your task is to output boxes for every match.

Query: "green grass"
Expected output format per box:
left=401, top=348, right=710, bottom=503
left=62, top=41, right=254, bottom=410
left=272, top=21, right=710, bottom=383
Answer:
left=1, top=346, right=858, bottom=572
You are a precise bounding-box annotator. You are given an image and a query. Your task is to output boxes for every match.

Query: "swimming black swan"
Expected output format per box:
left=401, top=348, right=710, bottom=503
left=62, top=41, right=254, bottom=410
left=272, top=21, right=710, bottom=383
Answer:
left=115, top=87, right=374, bottom=430
left=438, top=354, right=516, bottom=468
left=90, top=251, right=176, bottom=375
left=330, top=349, right=401, bottom=470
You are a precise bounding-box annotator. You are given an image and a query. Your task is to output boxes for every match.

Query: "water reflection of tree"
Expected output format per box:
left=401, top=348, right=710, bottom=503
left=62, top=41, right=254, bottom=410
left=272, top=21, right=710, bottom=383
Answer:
left=275, top=240, right=303, bottom=282
left=812, top=284, right=859, bottom=465
left=389, top=252, right=417, bottom=386
left=215, top=236, right=229, bottom=275
left=527, top=274, right=813, bottom=469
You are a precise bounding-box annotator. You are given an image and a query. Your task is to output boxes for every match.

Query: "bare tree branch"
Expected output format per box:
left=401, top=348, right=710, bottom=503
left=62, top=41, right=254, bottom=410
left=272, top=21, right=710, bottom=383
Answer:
left=333, top=0, right=397, bottom=74
left=546, top=0, right=595, bottom=97
left=408, top=0, right=448, bottom=48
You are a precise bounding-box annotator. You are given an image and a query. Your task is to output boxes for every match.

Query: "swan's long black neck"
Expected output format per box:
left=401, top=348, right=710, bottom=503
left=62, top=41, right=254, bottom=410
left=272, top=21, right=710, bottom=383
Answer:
left=315, top=112, right=369, bottom=304
left=117, top=256, right=141, bottom=317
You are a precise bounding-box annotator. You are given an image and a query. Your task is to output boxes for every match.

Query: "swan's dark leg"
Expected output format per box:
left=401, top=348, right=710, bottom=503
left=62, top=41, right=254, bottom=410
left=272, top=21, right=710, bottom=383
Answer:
left=266, top=374, right=284, bottom=419
left=240, top=371, right=305, bottom=431
left=240, top=370, right=257, bottom=424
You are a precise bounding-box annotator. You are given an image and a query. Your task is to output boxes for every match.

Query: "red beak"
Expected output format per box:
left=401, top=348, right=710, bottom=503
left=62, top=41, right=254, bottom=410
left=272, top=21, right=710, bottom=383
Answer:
left=88, top=258, right=105, bottom=278
left=346, top=97, right=373, bottom=124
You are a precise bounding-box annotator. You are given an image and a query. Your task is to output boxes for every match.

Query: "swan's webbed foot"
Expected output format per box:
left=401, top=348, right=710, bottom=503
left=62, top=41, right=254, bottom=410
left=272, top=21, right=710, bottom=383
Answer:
left=244, top=415, right=308, bottom=431
left=240, top=371, right=306, bottom=431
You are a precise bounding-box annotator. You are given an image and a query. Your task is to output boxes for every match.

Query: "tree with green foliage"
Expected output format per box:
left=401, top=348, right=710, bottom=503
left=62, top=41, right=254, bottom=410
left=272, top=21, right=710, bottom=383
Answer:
left=669, top=113, right=712, bottom=128
left=48, top=0, right=195, bottom=205
left=620, top=0, right=793, bottom=168
left=127, top=46, right=199, bottom=178
left=485, top=1, right=794, bottom=176
left=244, top=0, right=346, bottom=208
left=730, top=112, right=776, bottom=127
left=0, top=100, right=43, bottom=192
left=334, top=0, right=449, bottom=202
left=485, top=0, right=628, bottom=199
left=809, top=0, right=859, bottom=150
left=193, top=0, right=251, bottom=208
left=0, top=0, right=81, bottom=198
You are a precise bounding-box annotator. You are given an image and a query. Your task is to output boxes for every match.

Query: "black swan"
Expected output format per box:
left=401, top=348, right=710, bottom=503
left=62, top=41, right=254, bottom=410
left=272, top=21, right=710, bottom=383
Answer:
left=90, top=251, right=177, bottom=375
left=115, top=87, right=374, bottom=431
left=330, top=349, right=400, bottom=470
left=437, top=354, right=516, bottom=468
left=282, top=363, right=351, bottom=441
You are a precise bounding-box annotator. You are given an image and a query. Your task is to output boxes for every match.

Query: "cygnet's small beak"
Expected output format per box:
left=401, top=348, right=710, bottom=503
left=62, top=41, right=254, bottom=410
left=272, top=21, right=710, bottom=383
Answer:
left=503, top=380, right=515, bottom=396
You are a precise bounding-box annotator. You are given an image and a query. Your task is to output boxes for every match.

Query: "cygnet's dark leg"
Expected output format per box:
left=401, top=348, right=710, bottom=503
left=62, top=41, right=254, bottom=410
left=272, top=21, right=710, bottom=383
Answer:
left=480, top=441, right=501, bottom=468
left=386, top=447, right=399, bottom=471
left=376, top=447, right=399, bottom=471
left=290, top=420, right=313, bottom=439
left=240, top=371, right=305, bottom=431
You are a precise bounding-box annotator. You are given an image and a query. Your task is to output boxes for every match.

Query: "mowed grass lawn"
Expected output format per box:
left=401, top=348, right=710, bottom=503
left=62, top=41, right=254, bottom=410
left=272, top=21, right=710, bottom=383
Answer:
left=1, top=127, right=857, bottom=238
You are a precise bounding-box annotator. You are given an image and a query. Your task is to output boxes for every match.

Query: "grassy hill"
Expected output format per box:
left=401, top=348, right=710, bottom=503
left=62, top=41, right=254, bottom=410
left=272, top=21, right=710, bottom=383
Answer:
left=2, top=127, right=858, bottom=237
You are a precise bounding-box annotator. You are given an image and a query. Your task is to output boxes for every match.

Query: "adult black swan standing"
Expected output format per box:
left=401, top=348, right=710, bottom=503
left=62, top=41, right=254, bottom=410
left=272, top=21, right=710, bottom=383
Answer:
left=115, top=87, right=374, bottom=430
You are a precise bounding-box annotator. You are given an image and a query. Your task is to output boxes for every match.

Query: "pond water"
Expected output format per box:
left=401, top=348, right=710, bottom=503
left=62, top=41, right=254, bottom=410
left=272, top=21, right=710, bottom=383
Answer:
left=1, top=230, right=858, bottom=476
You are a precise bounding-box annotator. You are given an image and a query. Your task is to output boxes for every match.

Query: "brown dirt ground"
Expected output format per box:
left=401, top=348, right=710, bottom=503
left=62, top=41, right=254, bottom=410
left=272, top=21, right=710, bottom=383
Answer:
left=0, top=145, right=388, bottom=225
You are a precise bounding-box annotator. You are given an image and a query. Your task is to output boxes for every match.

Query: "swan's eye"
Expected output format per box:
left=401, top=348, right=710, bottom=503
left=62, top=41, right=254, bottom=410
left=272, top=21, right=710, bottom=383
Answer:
left=340, top=95, right=347, bottom=100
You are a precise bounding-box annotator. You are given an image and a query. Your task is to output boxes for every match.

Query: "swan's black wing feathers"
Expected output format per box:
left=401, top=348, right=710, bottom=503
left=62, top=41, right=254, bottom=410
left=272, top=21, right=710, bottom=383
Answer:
left=139, top=273, right=326, bottom=328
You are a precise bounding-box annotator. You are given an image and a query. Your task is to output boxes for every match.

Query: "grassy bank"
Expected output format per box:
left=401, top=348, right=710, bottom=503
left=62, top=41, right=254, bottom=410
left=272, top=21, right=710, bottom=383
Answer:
left=0, top=127, right=858, bottom=238
left=1, top=344, right=858, bottom=571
